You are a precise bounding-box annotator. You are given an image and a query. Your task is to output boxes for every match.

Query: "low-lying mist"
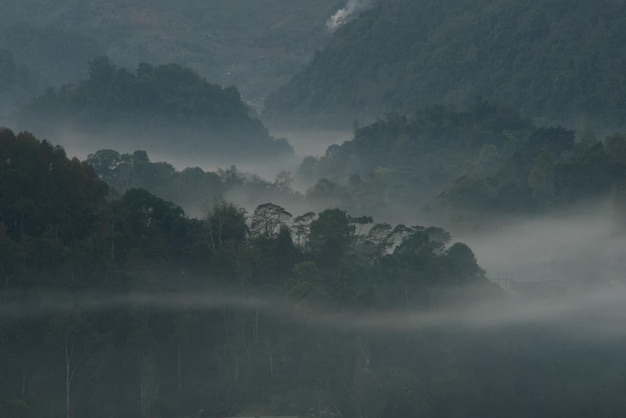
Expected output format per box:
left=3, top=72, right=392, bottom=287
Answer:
left=24, top=125, right=354, bottom=184
left=270, top=129, right=352, bottom=159
left=19, top=126, right=302, bottom=181
left=457, top=201, right=626, bottom=285
left=4, top=280, right=626, bottom=341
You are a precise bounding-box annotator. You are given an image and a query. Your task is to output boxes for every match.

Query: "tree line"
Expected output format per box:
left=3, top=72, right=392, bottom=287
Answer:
left=0, top=127, right=493, bottom=417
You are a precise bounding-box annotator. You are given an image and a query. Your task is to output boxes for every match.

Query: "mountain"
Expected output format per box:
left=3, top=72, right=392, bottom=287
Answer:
left=15, top=58, right=292, bottom=161
left=263, top=0, right=626, bottom=130
left=0, top=0, right=339, bottom=106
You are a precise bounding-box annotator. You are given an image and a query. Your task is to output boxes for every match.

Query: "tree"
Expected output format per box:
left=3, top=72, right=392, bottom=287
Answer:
left=308, top=209, right=355, bottom=263
left=362, top=223, right=395, bottom=259
left=272, top=171, right=295, bottom=193
left=46, top=313, right=94, bottom=418
left=250, top=203, right=292, bottom=240
left=117, top=188, right=188, bottom=260
left=444, top=242, right=485, bottom=283
left=201, top=200, right=247, bottom=256
left=291, top=212, right=316, bottom=248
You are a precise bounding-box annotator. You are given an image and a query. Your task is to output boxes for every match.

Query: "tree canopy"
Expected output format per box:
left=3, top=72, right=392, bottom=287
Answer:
left=17, top=58, right=292, bottom=159
left=264, top=0, right=626, bottom=131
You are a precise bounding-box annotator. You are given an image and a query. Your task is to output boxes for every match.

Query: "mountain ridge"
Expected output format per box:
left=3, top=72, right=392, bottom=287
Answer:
left=263, top=0, right=626, bottom=130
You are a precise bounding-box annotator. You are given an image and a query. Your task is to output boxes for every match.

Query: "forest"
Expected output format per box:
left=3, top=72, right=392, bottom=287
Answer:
left=2, top=0, right=626, bottom=417
left=0, top=0, right=338, bottom=110
left=2, top=127, right=626, bottom=418
left=12, top=58, right=292, bottom=162
left=293, top=101, right=626, bottom=230
left=264, top=0, right=626, bottom=130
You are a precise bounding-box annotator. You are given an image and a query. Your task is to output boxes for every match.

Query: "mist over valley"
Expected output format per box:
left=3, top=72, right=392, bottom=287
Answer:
left=2, top=1, right=626, bottom=417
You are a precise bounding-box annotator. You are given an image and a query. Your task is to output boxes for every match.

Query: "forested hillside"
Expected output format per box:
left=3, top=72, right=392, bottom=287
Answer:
left=3, top=127, right=626, bottom=418
left=75, top=100, right=626, bottom=234
left=15, top=58, right=292, bottom=160
left=4, top=1, right=626, bottom=416
left=296, top=101, right=626, bottom=231
left=0, top=0, right=338, bottom=106
left=264, top=0, right=626, bottom=130
left=84, top=148, right=303, bottom=217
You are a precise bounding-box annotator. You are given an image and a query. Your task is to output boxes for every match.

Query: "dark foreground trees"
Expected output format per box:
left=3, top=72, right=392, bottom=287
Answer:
left=2, top=128, right=626, bottom=418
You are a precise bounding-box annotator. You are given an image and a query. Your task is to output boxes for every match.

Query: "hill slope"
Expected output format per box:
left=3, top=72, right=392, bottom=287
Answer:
left=0, top=0, right=338, bottom=106
left=263, top=0, right=626, bottom=130
left=15, top=58, right=292, bottom=161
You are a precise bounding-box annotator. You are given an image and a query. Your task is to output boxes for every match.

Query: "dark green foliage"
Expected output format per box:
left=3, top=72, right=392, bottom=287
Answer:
left=0, top=0, right=337, bottom=107
left=85, top=149, right=307, bottom=219
left=439, top=127, right=621, bottom=216
left=18, top=58, right=292, bottom=159
left=0, top=128, right=108, bottom=244
left=297, top=102, right=534, bottom=218
left=202, top=199, right=248, bottom=255
left=309, top=208, right=355, bottom=264
left=3, top=128, right=626, bottom=418
left=297, top=103, right=626, bottom=229
left=86, top=149, right=223, bottom=212
left=264, top=0, right=626, bottom=130
left=116, top=188, right=188, bottom=261
left=250, top=203, right=293, bottom=241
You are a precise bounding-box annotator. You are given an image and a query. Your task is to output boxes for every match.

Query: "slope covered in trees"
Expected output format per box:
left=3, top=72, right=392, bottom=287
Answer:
left=0, top=127, right=500, bottom=417
left=0, top=0, right=338, bottom=105
left=15, top=58, right=292, bottom=160
left=3, top=130, right=626, bottom=418
left=297, top=102, right=626, bottom=230
left=264, top=0, right=626, bottom=130
left=84, top=148, right=304, bottom=217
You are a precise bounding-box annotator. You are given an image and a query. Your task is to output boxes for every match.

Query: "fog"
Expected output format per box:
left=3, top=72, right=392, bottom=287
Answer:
left=3, top=2, right=626, bottom=415
left=18, top=126, right=303, bottom=181
left=56, top=125, right=626, bottom=290
left=457, top=202, right=626, bottom=285
left=3, top=282, right=626, bottom=341
left=271, top=129, right=352, bottom=158
left=327, top=0, right=375, bottom=31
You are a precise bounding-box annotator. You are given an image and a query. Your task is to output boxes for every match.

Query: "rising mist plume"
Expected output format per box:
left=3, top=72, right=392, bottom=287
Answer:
left=327, top=0, right=374, bottom=31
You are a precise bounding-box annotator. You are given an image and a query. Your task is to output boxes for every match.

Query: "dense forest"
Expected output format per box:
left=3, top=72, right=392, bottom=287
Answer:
left=0, top=0, right=338, bottom=105
left=264, top=0, right=626, bottom=130
left=2, top=128, right=626, bottom=418
left=77, top=100, right=626, bottom=233
left=83, top=148, right=303, bottom=218
left=287, top=101, right=626, bottom=231
left=2, top=1, right=626, bottom=417
left=13, top=58, right=292, bottom=161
